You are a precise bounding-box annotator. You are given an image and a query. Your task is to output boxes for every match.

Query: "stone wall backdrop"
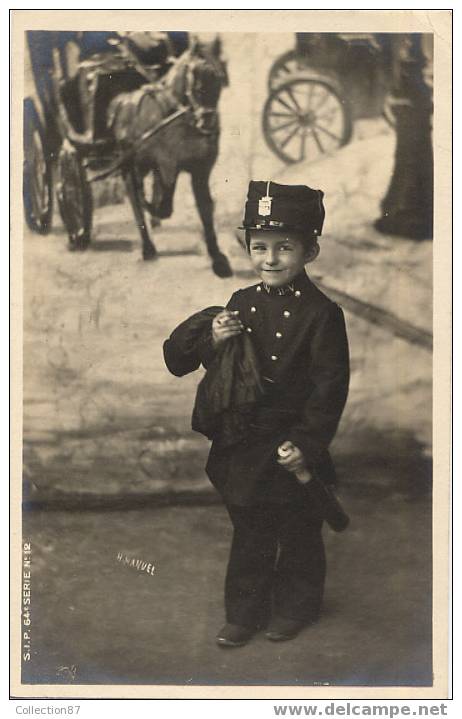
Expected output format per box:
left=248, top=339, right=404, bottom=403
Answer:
left=23, top=33, right=432, bottom=505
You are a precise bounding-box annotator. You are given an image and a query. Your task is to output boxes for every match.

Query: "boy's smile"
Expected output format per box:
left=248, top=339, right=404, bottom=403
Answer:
left=248, top=230, right=315, bottom=287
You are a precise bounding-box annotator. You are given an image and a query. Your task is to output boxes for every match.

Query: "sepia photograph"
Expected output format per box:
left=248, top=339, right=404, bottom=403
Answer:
left=10, top=9, right=451, bottom=699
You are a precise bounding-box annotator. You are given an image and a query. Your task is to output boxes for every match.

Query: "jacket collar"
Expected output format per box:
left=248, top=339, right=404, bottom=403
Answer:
left=260, top=271, right=311, bottom=296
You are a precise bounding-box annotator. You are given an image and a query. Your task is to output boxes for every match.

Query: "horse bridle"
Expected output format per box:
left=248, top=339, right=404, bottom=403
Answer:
left=184, top=56, right=222, bottom=135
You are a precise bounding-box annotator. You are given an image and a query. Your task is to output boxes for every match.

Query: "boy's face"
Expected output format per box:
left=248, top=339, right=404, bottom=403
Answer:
left=248, top=230, right=315, bottom=287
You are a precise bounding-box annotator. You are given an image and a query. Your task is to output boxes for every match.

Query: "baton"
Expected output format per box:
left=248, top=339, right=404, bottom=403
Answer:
left=277, top=443, right=350, bottom=532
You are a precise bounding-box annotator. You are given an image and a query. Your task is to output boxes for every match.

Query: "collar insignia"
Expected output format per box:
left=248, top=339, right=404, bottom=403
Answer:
left=261, top=282, right=295, bottom=296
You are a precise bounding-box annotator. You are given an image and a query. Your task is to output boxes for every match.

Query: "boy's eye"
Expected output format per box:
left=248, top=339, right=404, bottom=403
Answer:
left=250, top=244, right=293, bottom=251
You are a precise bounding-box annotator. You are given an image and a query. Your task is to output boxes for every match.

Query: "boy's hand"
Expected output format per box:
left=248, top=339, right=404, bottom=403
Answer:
left=277, top=441, right=312, bottom=482
left=212, top=310, right=243, bottom=347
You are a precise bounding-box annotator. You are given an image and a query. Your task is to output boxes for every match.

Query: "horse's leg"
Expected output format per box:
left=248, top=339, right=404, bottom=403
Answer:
left=157, top=176, right=178, bottom=219
left=149, top=166, right=179, bottom=221
left=190, top=165, right=232, bottom=278
left=123, top=166, right=157, bottom=260
left=145, top=167, right=176, bottom=229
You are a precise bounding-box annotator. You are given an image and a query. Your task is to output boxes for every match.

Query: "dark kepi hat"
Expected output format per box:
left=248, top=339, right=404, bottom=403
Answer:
left=239, top=180, right=325, bottom=236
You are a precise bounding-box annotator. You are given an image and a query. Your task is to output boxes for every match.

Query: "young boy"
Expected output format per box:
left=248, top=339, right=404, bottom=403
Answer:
left=163, top=181, right=350, bottom=647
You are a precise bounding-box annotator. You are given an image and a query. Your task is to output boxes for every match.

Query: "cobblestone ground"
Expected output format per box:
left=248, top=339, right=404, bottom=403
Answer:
left=22, top=473, right=432, bottom=689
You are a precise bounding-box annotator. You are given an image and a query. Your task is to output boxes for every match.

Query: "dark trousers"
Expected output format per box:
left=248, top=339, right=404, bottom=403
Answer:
left=224, top=502, right=326, bottom=629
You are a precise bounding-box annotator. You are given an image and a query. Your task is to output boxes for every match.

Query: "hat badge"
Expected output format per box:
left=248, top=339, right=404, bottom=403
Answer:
left=258, top=181, right=273, bottom=217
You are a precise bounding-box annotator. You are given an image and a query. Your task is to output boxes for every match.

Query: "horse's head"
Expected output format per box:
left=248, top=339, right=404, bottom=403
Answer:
left=166, top=35, right=228, bottom=133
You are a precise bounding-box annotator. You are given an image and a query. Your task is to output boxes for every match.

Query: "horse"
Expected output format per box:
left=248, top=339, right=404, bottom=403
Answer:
left=107, top=37, right=232, bottom=278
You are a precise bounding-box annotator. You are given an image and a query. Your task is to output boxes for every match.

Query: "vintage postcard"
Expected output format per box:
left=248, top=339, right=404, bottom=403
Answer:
left=10, top=9, right=452, bottom=699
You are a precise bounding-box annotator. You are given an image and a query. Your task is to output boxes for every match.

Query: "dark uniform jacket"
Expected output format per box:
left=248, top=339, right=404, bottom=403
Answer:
left=163, top=272, right=350, bottom=507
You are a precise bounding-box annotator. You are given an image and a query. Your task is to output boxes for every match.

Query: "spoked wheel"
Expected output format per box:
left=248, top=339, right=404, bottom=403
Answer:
left=23, top=98, right=53, bottom=234
left=56, top=143, right=93, bottom=251
left=267, top=50, right=308, bottom=91
left=262, top=75, right=353, bottom=165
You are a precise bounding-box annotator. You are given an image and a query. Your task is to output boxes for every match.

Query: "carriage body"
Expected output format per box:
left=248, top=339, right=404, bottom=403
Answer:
left=263, top=32, right=396, bottom=164
left=287, top=33, right=392, bottom=120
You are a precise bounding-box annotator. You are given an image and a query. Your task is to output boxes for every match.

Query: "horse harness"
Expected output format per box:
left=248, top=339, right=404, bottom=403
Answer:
left=89, top=54, right=220, bottom=182
left=184, top=59, right=220, bottom=135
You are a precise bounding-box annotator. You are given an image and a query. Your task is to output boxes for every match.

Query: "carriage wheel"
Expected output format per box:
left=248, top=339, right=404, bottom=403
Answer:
left=268, top=50, right=307, bottom=91
left=23, top=98, right=53, bottom=234
left=262, top=76, right=353, bottom=165
left=56, top=144, right=93, bottom=250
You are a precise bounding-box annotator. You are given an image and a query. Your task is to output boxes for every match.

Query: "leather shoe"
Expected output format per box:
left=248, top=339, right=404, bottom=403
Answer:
left=265, top=617, right=310, bottom=642
left=216, top=623, right=255, bottom=648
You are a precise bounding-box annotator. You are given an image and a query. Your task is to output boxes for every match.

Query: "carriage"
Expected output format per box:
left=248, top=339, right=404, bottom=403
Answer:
left=23, top=31, right=232, bottom=276
left=262, top=33, right=399, bottom=165
left=24, top=31, right=188, bottom=243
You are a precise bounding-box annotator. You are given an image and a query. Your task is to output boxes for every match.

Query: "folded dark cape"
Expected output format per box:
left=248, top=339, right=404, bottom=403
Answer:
left=192, top=331, right=264, bottom=447
left=163, top=307, right=265, bottom=447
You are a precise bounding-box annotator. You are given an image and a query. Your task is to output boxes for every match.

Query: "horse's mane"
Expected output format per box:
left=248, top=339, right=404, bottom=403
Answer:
left=160, top=49, right=192, bottom=97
